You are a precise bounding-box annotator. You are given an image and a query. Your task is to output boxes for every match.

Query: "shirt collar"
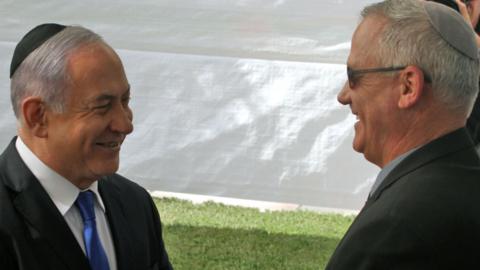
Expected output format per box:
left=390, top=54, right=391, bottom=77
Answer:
left=15, top=137, right=106, bottom=215
left=369, top=147, right=418, bottom=196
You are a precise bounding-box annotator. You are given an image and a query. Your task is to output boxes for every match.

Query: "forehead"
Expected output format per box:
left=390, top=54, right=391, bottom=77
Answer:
left=66, top=42, right=128, bottom=99
left=67, top=42, right=123, bottom=78
left=349, top=15, right=387, bottom=67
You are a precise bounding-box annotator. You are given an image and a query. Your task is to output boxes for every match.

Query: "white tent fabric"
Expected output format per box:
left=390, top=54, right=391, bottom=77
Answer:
left=0, top=0, right=379, bottom=210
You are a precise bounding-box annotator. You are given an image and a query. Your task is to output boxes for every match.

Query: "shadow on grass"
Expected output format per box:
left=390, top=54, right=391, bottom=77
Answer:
left=164, top=224, right=341, bottom=270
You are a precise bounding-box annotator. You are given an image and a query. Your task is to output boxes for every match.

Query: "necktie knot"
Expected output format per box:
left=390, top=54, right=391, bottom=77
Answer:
left=75, top=190, right=96, bottom=222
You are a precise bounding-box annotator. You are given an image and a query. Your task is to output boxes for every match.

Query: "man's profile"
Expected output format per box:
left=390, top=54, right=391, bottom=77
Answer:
left=326, top=0, right=480, bottom=269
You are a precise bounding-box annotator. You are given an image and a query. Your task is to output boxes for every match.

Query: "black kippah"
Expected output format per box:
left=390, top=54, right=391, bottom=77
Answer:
left=10, top=23, right=66, bottom=78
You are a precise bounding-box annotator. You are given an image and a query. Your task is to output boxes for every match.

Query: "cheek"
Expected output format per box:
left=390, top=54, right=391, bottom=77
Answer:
left=69, top=131, right=101, bottom=158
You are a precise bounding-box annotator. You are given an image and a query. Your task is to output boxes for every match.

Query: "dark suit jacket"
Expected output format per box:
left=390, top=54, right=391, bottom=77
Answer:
left=0, top=138, right=173, bottom=270
left=326, top=128, right=480, bottom=270
left=467, top=95, right=480, bottom=144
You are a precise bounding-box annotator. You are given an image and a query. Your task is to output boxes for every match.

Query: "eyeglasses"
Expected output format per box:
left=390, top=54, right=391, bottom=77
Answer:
left=347, top=66, right=432, bottom=89
left=347, top=66, right=406, bottom=89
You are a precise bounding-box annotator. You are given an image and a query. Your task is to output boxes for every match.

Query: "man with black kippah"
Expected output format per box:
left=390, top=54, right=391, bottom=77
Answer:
left=327, top=0, right=480, bottom=269
left=0, top=23, right=173, bottom=270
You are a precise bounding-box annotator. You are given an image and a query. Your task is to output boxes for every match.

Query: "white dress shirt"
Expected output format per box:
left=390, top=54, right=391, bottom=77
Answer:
left=16, top=137, right=117, bottom=270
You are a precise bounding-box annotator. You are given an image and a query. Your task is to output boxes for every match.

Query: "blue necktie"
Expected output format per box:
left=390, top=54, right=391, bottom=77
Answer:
left=75, top=191, right=110, bottom=270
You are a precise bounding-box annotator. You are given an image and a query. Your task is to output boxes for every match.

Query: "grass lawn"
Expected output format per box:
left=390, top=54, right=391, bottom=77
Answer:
left=154, top=197, right=355, bottom=270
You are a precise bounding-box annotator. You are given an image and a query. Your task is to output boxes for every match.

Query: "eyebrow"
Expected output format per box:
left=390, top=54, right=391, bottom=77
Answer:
left=92, top=86, right=131, bottom=103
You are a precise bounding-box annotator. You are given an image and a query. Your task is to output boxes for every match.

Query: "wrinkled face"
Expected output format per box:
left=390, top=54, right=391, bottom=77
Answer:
left=337, top=17, right=400, bottom=166
left=46, top=42, right=133, bottom=185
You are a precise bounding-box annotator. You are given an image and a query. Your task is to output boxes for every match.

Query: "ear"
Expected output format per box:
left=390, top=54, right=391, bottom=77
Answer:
left=21, top=97, right=48, bottom=138
left=397, top=65, right=426, bottom=109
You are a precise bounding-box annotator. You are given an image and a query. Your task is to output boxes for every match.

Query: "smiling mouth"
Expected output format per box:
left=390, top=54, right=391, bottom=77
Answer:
left=96, top=142, right=121, bottom=149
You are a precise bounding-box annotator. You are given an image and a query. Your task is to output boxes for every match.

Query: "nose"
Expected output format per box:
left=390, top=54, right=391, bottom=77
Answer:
left=110, top=103, right=134, bottom=135
left=337, top=82, right=351, bottom=105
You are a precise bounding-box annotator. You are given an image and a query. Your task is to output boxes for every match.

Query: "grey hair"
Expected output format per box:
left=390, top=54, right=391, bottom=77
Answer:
left=10, top=25, right=105, bottom=118
left=361, top=0, right=480, bottom=115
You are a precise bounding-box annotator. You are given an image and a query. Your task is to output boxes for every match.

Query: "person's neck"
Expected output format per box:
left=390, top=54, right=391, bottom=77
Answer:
left=381, top=125, right=461, bottom=167
left=375, top=108, right=465, bottom=168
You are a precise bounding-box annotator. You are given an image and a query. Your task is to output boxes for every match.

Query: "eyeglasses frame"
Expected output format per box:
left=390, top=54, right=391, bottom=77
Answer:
left=347, top=66, right=431, bottom=88
left=347, top=66, right=406, bottom=89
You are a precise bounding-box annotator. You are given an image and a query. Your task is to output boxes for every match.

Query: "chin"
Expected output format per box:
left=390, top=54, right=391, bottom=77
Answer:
left=90, top=162, right=119, bottom=177
left=352, top=135, right=365, bottom=154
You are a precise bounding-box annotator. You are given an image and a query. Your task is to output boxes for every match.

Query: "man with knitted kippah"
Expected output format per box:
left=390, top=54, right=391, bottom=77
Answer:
left=327, top=0, right=480, bottom=269
left=0, top=24, right=173, bottom=270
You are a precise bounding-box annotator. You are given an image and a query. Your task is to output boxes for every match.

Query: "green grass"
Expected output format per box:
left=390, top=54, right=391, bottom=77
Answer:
left=154, top=197, right=355, bottom=270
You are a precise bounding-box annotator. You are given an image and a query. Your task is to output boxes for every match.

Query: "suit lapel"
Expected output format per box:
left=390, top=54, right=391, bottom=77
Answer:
left=1, top=138, right=90, bottom=270
left=99, top=178, right=134, bottom=270
left=365, top=128, right=476, bottom=208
